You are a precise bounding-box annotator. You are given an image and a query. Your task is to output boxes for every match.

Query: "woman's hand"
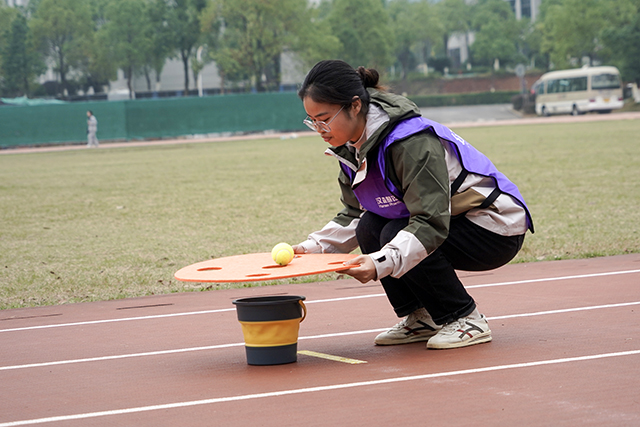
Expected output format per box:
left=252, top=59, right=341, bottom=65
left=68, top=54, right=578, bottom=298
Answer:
left=291, top=245, right=305, bottom=254
left=341, top=255, right=377, bottom=283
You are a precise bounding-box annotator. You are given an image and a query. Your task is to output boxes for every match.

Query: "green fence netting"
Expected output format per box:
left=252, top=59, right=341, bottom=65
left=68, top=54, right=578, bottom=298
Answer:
left=0, top=92, right=307, bottom=148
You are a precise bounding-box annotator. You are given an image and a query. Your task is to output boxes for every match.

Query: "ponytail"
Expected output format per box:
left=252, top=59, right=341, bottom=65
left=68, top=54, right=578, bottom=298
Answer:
left=356, top=66, right=386, bottom=91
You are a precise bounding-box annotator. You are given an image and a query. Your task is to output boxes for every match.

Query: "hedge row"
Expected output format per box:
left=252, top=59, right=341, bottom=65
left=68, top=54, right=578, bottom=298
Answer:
left=408, top=91, right=520, bottom=107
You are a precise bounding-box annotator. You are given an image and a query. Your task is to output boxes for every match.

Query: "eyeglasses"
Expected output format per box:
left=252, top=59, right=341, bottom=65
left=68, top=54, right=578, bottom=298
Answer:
left=303, top=105, right=345, bottom=133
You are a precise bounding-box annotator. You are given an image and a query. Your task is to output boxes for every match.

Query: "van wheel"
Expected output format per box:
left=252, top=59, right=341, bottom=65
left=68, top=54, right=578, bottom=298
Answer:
left=542, top=106, right=549, bottom=117
left=571, top=105, right=579, bottom=116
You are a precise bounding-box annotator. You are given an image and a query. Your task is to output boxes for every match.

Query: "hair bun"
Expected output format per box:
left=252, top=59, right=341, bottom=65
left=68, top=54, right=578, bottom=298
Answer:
left=356, top=66, right=380, bottom=88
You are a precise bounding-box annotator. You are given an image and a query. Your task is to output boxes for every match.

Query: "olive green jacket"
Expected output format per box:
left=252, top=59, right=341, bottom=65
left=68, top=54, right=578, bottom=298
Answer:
left=327, top=89, right=451, bottom=257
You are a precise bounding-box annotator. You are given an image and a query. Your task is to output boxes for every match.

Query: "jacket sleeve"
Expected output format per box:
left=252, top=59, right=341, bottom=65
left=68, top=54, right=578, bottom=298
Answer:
left=368, top=131, right=451, bottom=279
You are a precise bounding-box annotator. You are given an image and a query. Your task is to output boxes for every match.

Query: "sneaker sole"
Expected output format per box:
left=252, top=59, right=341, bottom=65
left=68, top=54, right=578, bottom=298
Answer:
left=426, top=331, right=492, bottom=350
left=374, top=332, right=438, bottom=346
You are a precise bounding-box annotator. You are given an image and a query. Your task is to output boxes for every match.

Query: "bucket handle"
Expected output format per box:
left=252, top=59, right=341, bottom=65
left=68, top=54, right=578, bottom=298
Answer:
left=299, top=300, right=307, bottom=322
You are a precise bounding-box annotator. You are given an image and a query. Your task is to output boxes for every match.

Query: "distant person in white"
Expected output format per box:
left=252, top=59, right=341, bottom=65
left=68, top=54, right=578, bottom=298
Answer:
left=87, top=110, right=99, bottom=147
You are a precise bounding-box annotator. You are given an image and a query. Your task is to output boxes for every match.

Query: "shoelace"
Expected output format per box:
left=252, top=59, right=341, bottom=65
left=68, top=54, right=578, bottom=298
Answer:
left=395, top=315, right=413, bottom=329
left=440, top=319, right=466, bottom=333
left=391, top=312, right=419, bottom=331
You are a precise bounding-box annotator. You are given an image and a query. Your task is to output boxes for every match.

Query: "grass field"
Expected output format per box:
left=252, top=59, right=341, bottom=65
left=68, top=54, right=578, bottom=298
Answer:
left=1, top=118, right=639, bottom=310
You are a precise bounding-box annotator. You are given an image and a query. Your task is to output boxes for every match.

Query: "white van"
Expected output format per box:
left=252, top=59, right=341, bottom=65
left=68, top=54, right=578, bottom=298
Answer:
left=533, top=66, right=624, bottom=116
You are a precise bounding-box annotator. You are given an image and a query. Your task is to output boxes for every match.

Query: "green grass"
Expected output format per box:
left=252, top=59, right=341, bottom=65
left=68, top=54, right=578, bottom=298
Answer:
left=1, top=118, right=639, bottom=309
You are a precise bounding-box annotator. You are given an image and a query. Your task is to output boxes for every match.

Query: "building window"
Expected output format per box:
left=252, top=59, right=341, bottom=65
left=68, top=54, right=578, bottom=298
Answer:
left=521, top=0, right=531, bottom=18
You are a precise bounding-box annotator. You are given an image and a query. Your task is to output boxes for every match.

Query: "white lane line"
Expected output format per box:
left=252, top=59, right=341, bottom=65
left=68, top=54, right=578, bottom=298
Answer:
left=2, top=268, right=639, bottom=334
left=0, top=343, right=244, bottom=371
left=1, top=349, right=639, bottom=427
left=2, top=301, right=638, bottom=372
left=465, top=269, right=640, bottom=289
left=489, top=301, right=640, bottom=320
left=0, top=308, right=236, bottom=333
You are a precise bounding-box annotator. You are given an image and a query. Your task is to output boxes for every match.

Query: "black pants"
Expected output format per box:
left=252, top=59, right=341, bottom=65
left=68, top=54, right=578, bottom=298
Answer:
left=356, top=212, right=525, bottom=325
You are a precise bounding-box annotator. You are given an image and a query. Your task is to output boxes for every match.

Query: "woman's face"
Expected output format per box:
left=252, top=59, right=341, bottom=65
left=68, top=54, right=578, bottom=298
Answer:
left=303, top=97, right=363, bottom=148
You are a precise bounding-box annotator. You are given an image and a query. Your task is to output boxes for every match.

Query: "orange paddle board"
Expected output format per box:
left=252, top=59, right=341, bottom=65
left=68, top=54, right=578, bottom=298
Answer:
left=174, top=253, right=359, bottom=283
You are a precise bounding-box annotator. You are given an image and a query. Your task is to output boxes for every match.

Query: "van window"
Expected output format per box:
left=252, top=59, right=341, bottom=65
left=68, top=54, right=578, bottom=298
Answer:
left=532, top=80, right=544, bottom=95
left=546, top=77, right=588, bottom=93
left=569, top=77, right=587, bottom=92
left=592, top=73, right=621, bottom=90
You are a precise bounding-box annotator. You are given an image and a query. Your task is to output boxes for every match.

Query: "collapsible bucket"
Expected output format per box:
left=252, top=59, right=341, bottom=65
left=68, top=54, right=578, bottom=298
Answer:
left=232, top=295, right=306, bottom=365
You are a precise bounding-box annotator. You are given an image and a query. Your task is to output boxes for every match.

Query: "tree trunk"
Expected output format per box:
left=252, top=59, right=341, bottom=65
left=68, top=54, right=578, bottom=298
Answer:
left=127, top=66, right=134, bottom=99
left=182, top=50, right=190, bottom=95
left=443, top=34, right=449, bottom=57
left=144, top=67, right=152, bottom=91
left=58, top=49, right=66, bottom=96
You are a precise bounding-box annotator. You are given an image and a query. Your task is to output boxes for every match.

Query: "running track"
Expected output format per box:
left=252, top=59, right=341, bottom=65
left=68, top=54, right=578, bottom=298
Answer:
left=1, top=254, right=639, bottom=426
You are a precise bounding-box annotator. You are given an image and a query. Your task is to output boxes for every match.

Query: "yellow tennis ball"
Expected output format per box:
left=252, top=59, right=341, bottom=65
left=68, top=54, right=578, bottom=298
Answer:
left=271, top=243, right=294, bottom=266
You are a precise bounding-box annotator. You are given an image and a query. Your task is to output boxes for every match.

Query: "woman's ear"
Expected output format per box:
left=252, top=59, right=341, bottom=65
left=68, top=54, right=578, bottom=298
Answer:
left=350, top=96, right=362, bottom=116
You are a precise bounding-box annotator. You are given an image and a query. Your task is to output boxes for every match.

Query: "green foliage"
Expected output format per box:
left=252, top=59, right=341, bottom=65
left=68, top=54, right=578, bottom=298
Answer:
left=601, top=8, right=640, bottom=84
left=388, top=0, right=440, bottom=79
left=286, top=3, right=342, bottom=70
left=436, top=0, right=472, bottom=57
left=143, top=0, right=175, bottom=90
left=0, top=5, right=19, bottom=81
left=327, top=0, right=394, bottom=69
left=1, top=13, right=44, bottom=97
left=99, top=0, right=152, bottom=98
left=2, top=0, right=639, bottom=97
left=470, top=0, right=522, bottom=68
left=201, top=0, right=331, bottom=92
left=538, top=0, right=637, bottom=68
left=29, top=0, right=93, bottom=95
left=167, top=0, right=207, bottom=93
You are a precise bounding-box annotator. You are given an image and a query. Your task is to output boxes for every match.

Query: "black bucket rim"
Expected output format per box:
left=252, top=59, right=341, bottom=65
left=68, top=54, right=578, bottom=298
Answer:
left=232, top=295, right=306, bottom=306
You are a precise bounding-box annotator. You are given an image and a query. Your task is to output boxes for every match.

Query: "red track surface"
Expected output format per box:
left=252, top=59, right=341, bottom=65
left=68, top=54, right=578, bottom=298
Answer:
left=2, top=254, right=640, bottom=426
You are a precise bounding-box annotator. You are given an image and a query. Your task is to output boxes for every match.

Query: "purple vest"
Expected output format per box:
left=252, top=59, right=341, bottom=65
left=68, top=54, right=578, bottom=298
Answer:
left=341, top=116, right=534, bottom=232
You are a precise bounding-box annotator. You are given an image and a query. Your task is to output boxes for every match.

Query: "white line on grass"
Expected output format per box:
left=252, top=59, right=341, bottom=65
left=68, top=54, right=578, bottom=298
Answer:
left=1, top=349, right=639, bottom=427
left=2, top=300, right=638, bottom=372
left=2, top=268, right=639, bottom=334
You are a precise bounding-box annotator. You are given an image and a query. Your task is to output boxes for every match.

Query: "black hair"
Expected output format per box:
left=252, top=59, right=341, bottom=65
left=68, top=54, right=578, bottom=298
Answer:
left=298, top=60, right=384, bottom=111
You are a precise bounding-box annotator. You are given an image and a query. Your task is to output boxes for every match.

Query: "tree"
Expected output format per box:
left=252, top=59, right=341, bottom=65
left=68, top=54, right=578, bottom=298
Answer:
left=144, top=0, right=175, bottom=92
left=326, top=0, right=394, bottom=69
left=469, top=0, right=521, bottom=69
left=388, top=0, right=441, bottom=80
left=203, top=0, right=312, bottom=92
left=388, top=0, right=420, bottom=79
left=80, top=0, right=118, bottom=94
left=167, top=0, right=207, bottom=95
left=285, top=1, right=341, bottom=71
left=435, top=0, right=471, bottom=60
left=0, top=5, right=20, bottom=92
left=602, top=5, right=640, bottom=84
left=100, top=0, right=153, bottom=98
left=538, top=0, right=634, bottom=68
left=1, top=13, right=44, bottom=97
left=200, top=1, right=242, bottom=93
left=30, top=0, right=93, bottom=95
left=520, top=18, right=548, bottom=70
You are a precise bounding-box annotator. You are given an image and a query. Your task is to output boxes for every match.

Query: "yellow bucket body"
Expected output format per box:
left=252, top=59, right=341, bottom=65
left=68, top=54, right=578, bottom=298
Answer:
left=239, top=318, right=302, bottom=347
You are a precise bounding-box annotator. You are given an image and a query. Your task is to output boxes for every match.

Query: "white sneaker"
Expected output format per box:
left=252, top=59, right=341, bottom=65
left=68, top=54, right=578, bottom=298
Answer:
left=374, top=308, right=441, bottom=345
left=427, top=314, right=492, bottom=349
